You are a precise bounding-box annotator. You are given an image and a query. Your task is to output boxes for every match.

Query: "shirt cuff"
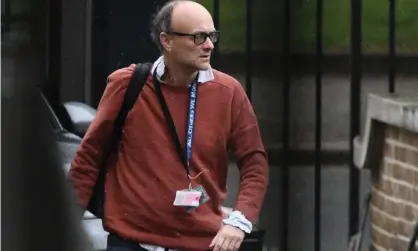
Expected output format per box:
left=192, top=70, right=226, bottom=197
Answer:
left=222, top=210, right=253, bottom=234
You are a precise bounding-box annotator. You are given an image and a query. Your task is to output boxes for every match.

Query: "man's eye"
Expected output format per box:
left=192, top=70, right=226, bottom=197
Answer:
left=195, top=34, right=206, bottom=40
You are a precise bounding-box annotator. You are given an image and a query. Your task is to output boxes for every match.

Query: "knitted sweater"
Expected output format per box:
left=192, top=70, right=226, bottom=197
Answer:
left=70, top=64, right=269, bottom=251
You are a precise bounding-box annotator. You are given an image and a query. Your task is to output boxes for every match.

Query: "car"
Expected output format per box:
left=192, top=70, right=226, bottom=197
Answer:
left=40, top=92, right=108, bottom=251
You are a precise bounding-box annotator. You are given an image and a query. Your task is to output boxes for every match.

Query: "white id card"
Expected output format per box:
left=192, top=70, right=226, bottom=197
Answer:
left=173, top=190, right=202, bottom=207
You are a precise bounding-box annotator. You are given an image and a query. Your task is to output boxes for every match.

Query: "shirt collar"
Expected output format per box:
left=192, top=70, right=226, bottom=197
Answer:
left=150, top=55, right=214, bottom=84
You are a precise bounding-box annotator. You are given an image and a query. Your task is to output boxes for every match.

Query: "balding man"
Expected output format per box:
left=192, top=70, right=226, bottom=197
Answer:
left=70, top=1, right=269, bottom=251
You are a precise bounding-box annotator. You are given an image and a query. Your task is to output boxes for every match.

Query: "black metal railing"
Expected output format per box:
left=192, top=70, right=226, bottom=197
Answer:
left=349, top=0, right=362, bottom=239
left=406, top=222, right=418, bottom=251
left=245, top=0, right=253, bottom=101
left=281, top=0, right=291, bottom=250
left=314, top=0, right=323, bottom=249
left=210, top=0, right=401, bottom=250
left=388, top=0, right=396, bottom=93
left=212, top=0, right=220, bottom=69
left=1, top=0, right=11, bottom=33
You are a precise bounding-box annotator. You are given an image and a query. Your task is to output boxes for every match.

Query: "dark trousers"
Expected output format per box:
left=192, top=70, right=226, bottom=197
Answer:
left=106, top=245, right=149, bottom=251
left=107, top=233, right=212, bottom=251
left=107, top=233, right=168, bottom=251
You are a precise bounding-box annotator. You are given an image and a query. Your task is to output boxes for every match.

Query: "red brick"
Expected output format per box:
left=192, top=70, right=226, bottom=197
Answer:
left=405, top=149, right=418, bottom=167
left=398, top=165, right=418, bottom=187
left=394, top=146, right=408, bottom=163
left=371, top=188, right=400, bottom=220
left=381, top=178, right=397, bottom=198
left=398, top=220, right=415, bottom=239
left=373, top=125, right=418, bottom=251
left=397, top=183, right=413, bottom=202
left=413, top=189, right=418, bottom=205
left=384, top=141, right=395, bottom=159
left=371, top=206, right=399, bottom=234
left=399, top=127, right=418, bottom=148
left=414, top=170, right=418, bottom=186
left=390, top=162, right=403, bottom=180
left=393, top=237, right=410, bottom=251
left=398, top=203, right=418, bottom=222
left=371, top=224, right=393, bottom=249
left=386, top=162, right=395, bottom=177
left=387, top=125, right=400, bottom=140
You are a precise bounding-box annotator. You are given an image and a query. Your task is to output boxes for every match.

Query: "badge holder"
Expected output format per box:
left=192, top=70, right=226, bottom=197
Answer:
left=173, top=180, right=210, bottom=212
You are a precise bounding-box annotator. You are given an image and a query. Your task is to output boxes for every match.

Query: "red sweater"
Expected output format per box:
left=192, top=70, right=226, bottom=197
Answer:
left=70, top=64, right=269, bottom=250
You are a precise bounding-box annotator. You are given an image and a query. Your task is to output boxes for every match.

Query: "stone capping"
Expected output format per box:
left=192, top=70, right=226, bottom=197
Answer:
left=353, top=93, right=418, bottom=169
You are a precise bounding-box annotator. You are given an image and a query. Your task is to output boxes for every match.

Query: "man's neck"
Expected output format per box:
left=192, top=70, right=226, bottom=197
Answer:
left=162, top=57, right=198, bottom=86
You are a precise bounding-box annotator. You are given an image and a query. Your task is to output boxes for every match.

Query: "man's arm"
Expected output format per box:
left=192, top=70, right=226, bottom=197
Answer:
left=227, top=79, right=269, bottom=225
left=210, top=79, right=269, bottom=251
left=69, top=64, right=136, bottom=208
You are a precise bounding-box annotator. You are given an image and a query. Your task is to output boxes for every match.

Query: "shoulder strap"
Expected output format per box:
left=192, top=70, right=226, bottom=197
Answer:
left=86, top=63, right=152, bottom=219
left=112, top=62, right=152, bottom=137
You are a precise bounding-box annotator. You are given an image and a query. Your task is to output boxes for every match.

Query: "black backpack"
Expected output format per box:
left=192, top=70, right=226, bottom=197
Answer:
left=86, top=62, right=153, bottom=219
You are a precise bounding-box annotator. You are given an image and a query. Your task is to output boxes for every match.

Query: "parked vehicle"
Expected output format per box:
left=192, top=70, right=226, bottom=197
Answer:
left=41, top=93, right=107, bottom=250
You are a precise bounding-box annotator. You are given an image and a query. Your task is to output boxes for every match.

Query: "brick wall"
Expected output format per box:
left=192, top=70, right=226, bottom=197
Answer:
left=370, top=125, right=418, bottom=251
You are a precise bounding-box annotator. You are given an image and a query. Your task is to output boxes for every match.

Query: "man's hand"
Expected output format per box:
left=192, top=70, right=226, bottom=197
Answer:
left=209, top=225, right=245, bottom=251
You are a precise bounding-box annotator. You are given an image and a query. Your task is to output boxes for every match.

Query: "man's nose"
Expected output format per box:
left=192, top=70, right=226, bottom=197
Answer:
left=202, top=37, right=214, bottom=50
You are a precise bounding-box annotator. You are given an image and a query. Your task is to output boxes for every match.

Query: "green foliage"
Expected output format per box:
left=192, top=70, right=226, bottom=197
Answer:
left=198, top=0, right=418, bottom=53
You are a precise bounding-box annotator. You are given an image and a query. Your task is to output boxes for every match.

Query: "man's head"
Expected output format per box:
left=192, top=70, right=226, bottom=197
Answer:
left=150, top=0, right=218, bottom=71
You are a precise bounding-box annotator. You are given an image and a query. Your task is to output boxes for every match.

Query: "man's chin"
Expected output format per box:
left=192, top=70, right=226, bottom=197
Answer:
left=196, top=62, right=211, bottom=71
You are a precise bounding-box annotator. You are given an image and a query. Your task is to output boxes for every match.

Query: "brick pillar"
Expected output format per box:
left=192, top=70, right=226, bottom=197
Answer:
left=353, top=94, right=418, bottom=251
left=371, top=125, right=418, bottom=250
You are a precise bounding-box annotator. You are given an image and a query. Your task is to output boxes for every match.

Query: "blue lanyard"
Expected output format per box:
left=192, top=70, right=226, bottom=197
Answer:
left=186, top=82, right=198, bottom=168
left=153, top=71, right=199, bottom=183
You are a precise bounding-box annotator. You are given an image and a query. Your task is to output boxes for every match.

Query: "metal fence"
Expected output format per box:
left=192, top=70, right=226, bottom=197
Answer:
left=210, top=0, right=399, bottom=250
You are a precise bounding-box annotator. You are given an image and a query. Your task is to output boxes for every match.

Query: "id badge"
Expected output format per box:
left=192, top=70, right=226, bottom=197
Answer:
left=185, top=185, right=210, bottom=212
left=173, top=190, right=202, bottom=207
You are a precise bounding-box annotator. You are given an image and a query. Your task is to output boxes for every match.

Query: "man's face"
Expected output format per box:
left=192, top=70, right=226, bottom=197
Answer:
left=164, top=4, right=217, bottom=71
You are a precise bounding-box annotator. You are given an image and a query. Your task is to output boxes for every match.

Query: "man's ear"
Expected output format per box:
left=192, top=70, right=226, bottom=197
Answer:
left=160, top=32, right=172, bottom=52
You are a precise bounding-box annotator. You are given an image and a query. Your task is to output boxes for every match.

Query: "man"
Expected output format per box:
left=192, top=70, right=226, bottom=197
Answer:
left=70, top=1, right=269, bottom=251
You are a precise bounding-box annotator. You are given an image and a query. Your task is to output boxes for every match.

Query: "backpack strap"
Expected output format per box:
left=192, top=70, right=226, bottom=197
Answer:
left=86, top=62, right=152, bottom=219
left=113, top=62, right=153, bottom=138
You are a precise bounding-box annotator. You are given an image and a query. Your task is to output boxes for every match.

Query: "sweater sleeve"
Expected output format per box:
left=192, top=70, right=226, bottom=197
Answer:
left=228, top=79, right=269, bottom=224
left=69, top=64, right=135, bottom=208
